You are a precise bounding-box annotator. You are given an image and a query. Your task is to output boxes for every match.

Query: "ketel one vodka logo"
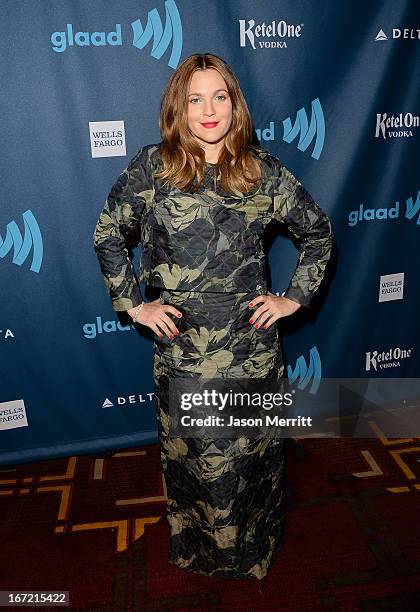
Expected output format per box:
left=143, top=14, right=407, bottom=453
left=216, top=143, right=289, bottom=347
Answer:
left=239, top=18, right=303, bottom=49
left=375, top=112, right=420, bottom=139
left=365, top=346, right=413, bottom=371
left=0, top=210, right=43, bottom=273
left=348, top=189, right=420, bottom=228
left=50, top=0, right=182, bottom=68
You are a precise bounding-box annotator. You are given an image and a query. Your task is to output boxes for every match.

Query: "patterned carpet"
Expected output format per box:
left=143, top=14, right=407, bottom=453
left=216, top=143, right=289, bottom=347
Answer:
left=0, top=436, right=419, bottom=611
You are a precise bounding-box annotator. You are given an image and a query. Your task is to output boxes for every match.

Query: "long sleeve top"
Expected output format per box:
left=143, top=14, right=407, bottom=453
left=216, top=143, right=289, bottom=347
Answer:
left=93, top=142, right=334, bottom=311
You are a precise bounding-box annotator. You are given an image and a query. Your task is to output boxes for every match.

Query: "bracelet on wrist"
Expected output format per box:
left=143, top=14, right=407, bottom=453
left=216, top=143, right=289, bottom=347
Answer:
left=131, top=302, right=144, bottom=323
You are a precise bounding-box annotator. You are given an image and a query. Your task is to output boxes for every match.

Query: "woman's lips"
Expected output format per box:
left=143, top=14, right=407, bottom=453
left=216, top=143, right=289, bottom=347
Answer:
left=200, top=122, right=219, bottom=128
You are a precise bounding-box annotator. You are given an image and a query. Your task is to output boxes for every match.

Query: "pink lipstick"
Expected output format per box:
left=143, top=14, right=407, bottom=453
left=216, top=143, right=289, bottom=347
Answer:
left=201, top=122, right=219, bottom=128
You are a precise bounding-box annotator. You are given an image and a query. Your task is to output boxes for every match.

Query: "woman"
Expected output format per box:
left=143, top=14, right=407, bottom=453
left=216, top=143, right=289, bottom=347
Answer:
left=93, top=53, right=333, bottom=588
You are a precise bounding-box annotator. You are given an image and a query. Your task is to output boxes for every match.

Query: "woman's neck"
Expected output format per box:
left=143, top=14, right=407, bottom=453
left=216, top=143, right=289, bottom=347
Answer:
left=201, top=142, right=223, bottom=165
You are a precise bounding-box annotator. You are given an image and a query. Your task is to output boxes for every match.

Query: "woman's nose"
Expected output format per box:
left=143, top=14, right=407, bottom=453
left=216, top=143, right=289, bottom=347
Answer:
left=203, top=99, right=215, bottom=116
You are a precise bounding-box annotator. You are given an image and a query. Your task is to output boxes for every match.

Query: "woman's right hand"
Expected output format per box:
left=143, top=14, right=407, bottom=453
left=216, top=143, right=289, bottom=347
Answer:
left=127, top=299, right=182, bottom=339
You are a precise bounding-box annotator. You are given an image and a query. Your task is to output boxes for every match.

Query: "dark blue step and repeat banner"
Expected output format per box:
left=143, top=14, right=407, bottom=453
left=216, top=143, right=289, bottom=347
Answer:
left=1, top=1, right=419, bottom=465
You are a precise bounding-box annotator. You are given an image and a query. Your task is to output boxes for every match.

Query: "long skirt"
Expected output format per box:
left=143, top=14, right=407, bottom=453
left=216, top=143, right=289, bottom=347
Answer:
left=152, top=289, right=288, bottom=581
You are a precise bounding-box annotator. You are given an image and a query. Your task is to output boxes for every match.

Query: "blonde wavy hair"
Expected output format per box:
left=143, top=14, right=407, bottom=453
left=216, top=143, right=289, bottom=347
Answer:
left=155, top=53, right=262, bottom=195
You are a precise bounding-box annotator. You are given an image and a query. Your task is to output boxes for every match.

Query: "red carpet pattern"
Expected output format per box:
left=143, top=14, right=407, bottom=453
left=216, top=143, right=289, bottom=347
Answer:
left=0, top=432, right=419, bottom=610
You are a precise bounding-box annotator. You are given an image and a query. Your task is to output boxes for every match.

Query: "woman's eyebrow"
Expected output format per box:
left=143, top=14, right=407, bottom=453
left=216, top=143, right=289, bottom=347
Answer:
left=188, top=88, right=228, bottom=96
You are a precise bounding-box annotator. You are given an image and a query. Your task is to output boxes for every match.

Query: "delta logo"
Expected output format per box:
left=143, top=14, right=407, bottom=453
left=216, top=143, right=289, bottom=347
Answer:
left=50, top=0, right=182, bottom=69
left=1, top=328, right=14, bottom=340
left=102, top=393, right=155, bottom=408
left=375, top=28, right=420, bottom=42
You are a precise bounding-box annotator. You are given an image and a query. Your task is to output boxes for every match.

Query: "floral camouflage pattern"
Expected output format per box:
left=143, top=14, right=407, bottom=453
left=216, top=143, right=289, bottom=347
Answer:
left=93, top=142, right=334, bottom=311
left=92, top=142, right=333, bottom=581
left=154, top=288, right=287, bottom=580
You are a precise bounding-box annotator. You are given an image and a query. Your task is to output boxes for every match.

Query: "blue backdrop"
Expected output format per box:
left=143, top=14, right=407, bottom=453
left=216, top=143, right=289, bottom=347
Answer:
left=1, top=0, right=419, bottom=465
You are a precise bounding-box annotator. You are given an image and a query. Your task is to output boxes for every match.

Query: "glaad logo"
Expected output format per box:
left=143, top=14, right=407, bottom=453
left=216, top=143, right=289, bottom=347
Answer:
left=255, top=99, right=325, bottom=160
left=347, top=189, right=420, bottom=228
left=378, top=272, right=404, bottom=303
left=283, top=98, right=325, bottom=160
left=287, top=346, right=321, bottom=394
left=255, top=121, right=276, bottom=142
left=365, top=346, right=413, bottom=371
left=375, top=112, right=419, bottom=139
left=131, top=0, right=182, bottom=69
left=375, top=28, right=420, bottom=41
left=83, top=316, right=135, bottom=339
left=239, top=18, right=303, bottom=49
left=51, top=24, right=122, bottom=51
left=102, top=393, right=155, bottom=408
left=50, top=0, right=182, bottom=68
left=0, top=210, right=43, bottom=273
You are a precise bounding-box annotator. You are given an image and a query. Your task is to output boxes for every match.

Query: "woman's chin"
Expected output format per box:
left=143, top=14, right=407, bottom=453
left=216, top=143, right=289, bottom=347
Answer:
left=194, top=130, right=228, bottom=145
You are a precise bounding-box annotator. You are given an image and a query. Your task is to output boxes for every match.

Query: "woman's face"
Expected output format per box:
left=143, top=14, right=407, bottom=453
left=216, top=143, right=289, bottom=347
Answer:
left=187, top=68, right=233, bottom=152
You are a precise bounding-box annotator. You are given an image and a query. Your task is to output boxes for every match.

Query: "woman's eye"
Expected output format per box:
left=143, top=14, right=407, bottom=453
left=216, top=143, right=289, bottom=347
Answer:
left=216, top=95, right=227, bottom=101
left=189, top=98, right=200, bottom=104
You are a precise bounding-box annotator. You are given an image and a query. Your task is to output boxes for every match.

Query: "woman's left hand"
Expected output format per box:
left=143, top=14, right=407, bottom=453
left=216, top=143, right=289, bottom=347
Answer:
left=248, top=292, right=301, bottom=329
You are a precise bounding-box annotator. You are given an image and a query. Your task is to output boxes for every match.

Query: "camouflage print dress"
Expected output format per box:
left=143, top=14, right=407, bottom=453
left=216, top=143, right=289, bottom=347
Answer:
left=153, top=288, right=287, bottom=581
left=93, top=145, right=334, bottom=582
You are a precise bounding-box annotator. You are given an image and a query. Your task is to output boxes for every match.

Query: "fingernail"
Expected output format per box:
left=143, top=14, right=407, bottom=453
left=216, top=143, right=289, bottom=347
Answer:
left=249, top=303, right=253, bottom=307
left=249, top=319, right=254, bottom=324
left=175, top=330, right=179, bottom=335
left=169, top=334, right=174, bottom=339
left=255, top=324, right=259, bottom=329
left=177, top=313, right=182, bottom=317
